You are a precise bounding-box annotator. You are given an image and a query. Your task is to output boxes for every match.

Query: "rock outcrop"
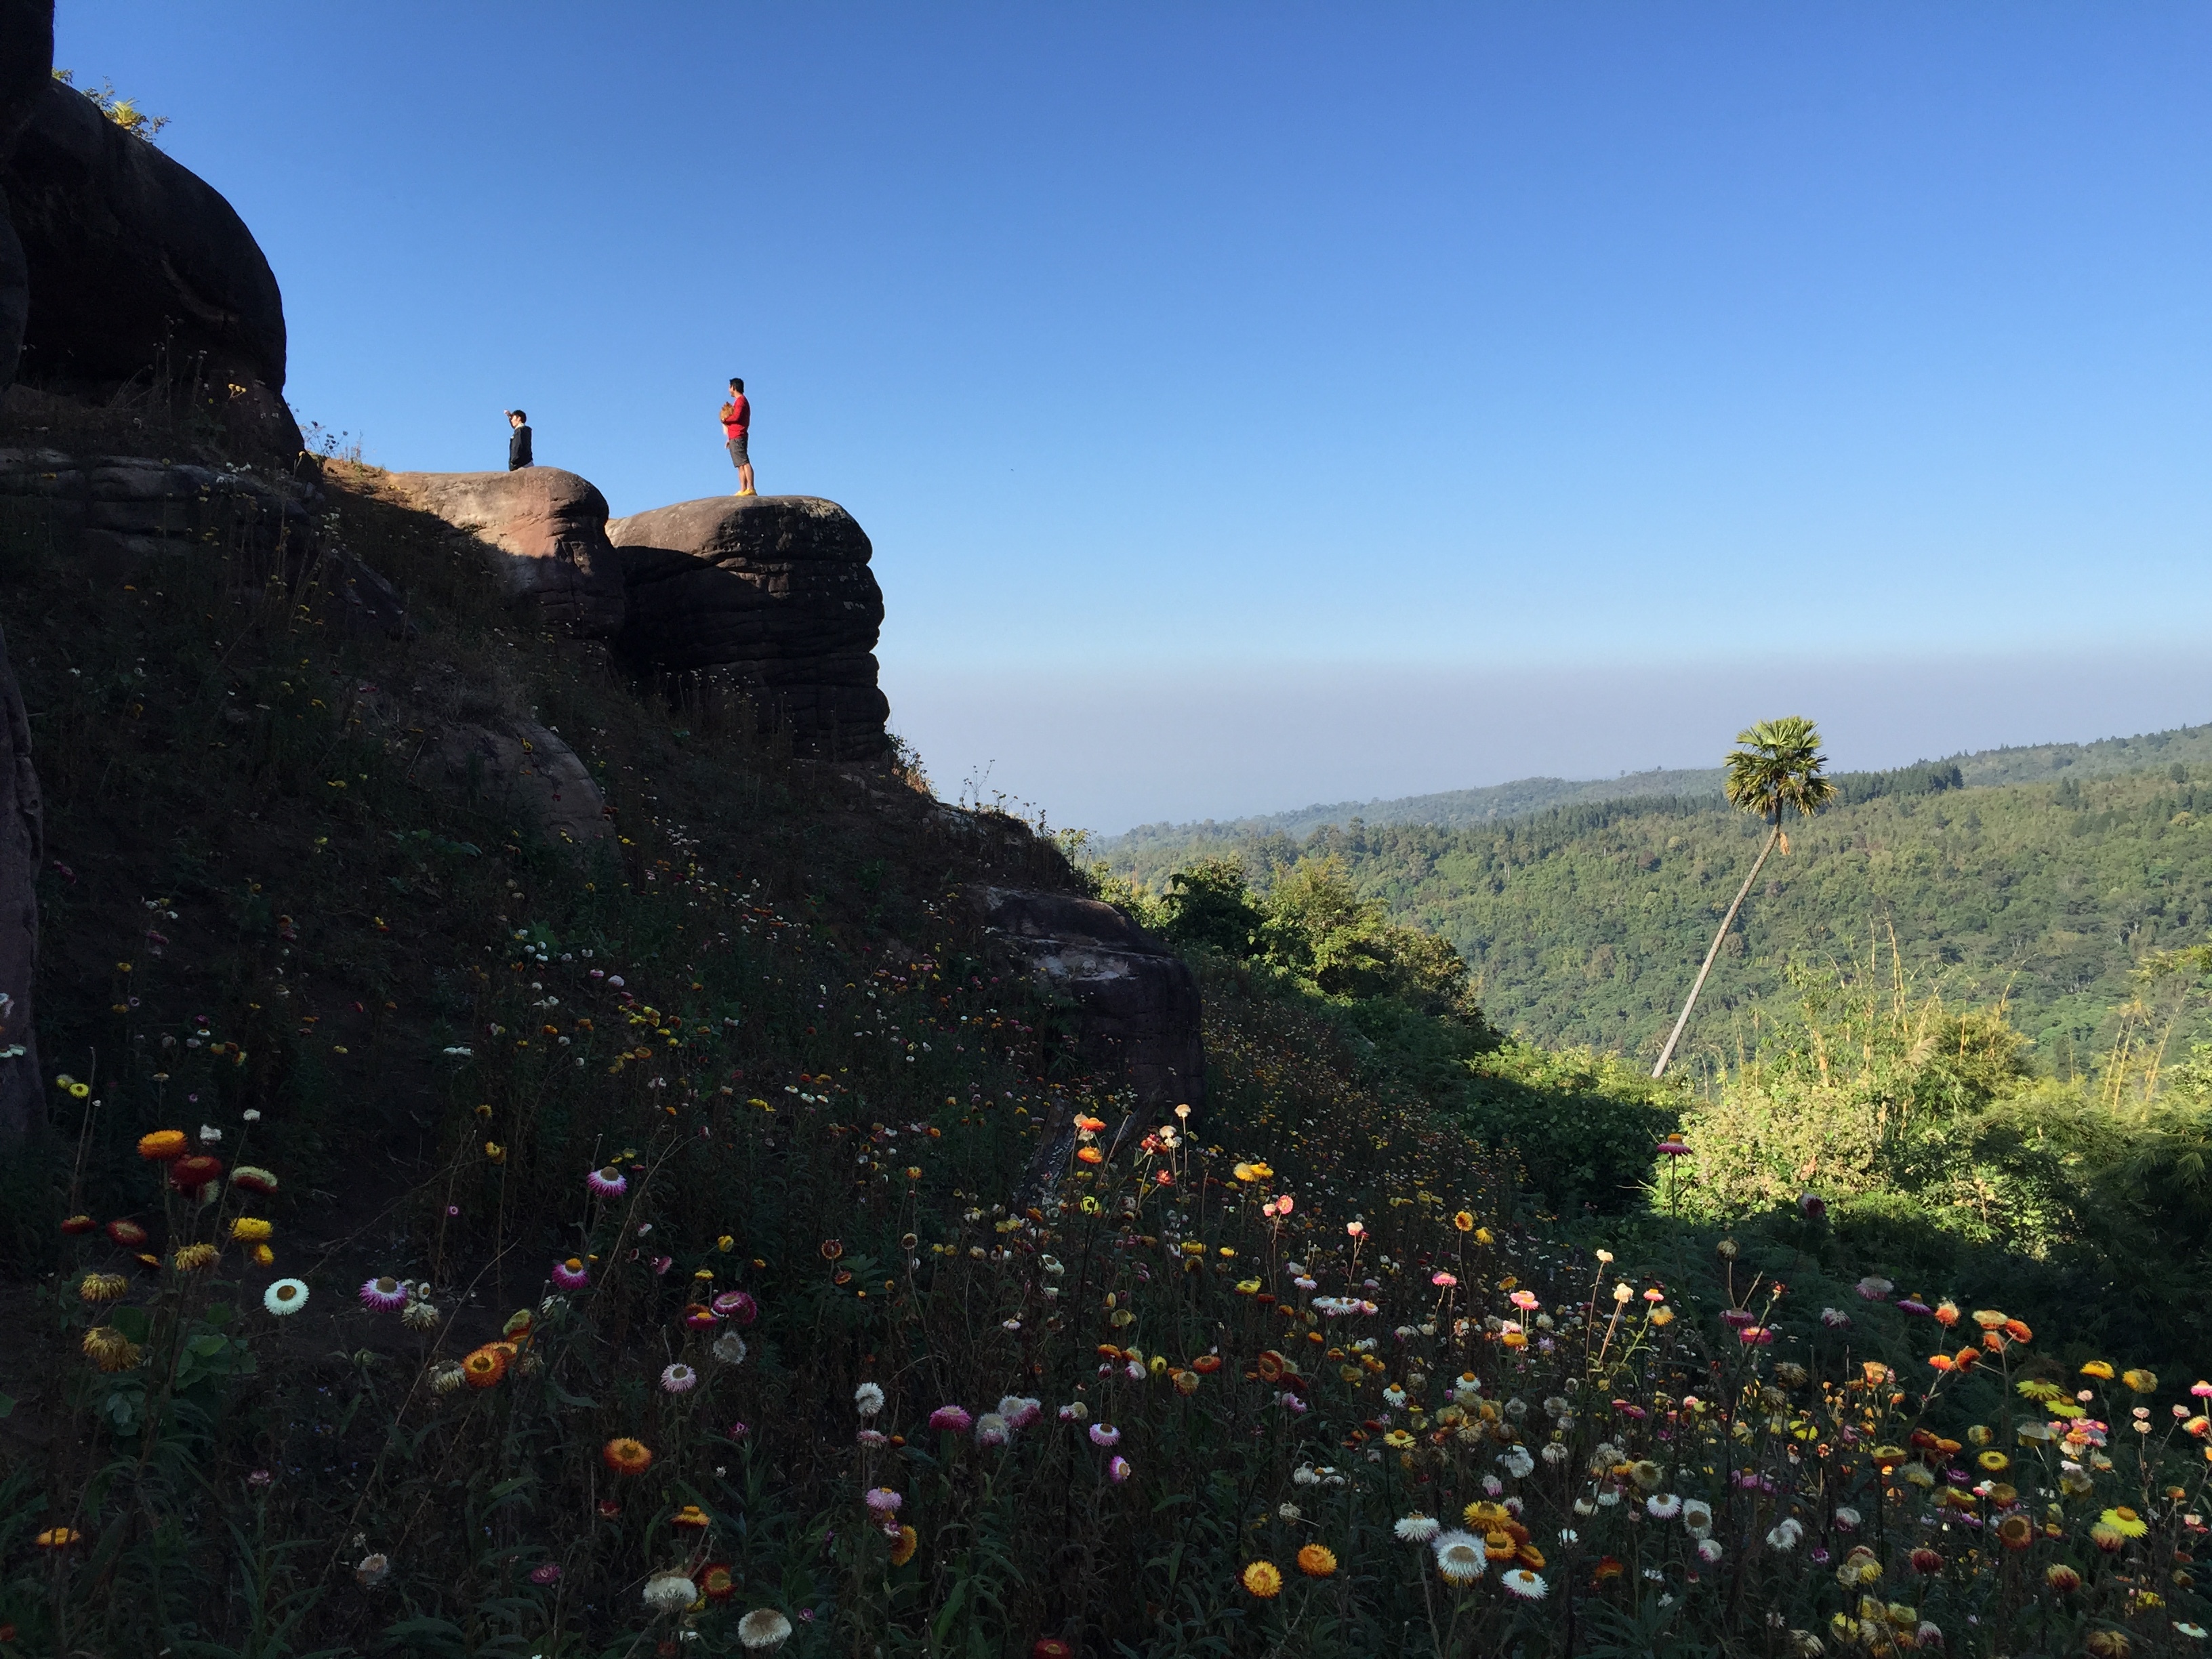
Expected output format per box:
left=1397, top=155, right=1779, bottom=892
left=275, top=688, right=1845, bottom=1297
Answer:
left=384, top=468, right=626, bottom=638
left=423, top=716, right=609, bottom=849
left=0, top=0, right=54, bottom=394
left=607, top=494, right=889, bottom=760
left=0, top=66, right=300, bottom=453
left=979, top=887, right=1205, bottom=1112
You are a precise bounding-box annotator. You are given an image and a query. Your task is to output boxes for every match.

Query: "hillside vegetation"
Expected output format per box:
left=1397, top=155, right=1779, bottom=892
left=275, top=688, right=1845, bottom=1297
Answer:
left=1100, top=763, right=2212, bottom=1071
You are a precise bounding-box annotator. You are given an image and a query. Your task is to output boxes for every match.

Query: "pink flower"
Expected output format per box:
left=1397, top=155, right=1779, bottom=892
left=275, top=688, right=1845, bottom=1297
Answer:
left=661, top=1363, right=699, bottom=1393
left=857, top=1429, right=888, bottom=1447
left=1738, top=1325, right=1775, bottom=1345
left=1108, top=1455, right=1131, bottom=1483
left=359, top=1276, right=409, bottom=1311
left=864, top=1488, right=903, bottom=1513
left=651, top=1255, right=672, bottom=1275
left=550, top=1259, right=590, bottom=1290
left=2192, top=1380, right=2212, bottom=1399
left=1346, top=1221, right=1366, bottom=1238
left=1509, top=1290, right=1539, bottom=1311
left=1431, top=1271, right=1457, bottom=1289
left=1656, top=1137, right=1692, bottom=1157
left=928, top=1405, right=972, bottom=1434
left=1089, top=1423, right=1121, bottom=1448
left=1821, top=1307, right=1851, bottom=1328
left=712, top=1290, right=758, bottom=1325
left=586, top=1166, right=627, bottom=1197
left=1721, top=1309, right=1756, bottom=1328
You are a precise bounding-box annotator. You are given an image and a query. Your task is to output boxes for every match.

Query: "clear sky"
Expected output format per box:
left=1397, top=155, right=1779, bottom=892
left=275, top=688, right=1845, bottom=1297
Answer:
left=61, top=4, right=2212, bottom=831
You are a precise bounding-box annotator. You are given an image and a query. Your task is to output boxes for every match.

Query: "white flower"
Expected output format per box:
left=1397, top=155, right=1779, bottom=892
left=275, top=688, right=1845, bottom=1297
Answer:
left=1277, top=1501, right=1302, bottom=1521
left=1395, top=1513, right=1440, bottom=1543
left=1501, top=1568, right=1547, bottom=1600
left=1384, top=1385, right=1408, bottom=1407
left=199, top=1124, right=222, bottom=1144
left=1433, top=1529, right=1487, bottom=1584
left=712, top=1330, right=747, bottom=1366
left=1834, top=1506, right=1861, bottom=1531
left=401, top=1299, right=440, bottom=1331
left=264, top=1278, right=309, bottom=1316
left=1647, top=1493, right=1682, bottom=1519
left=661, top=1363, right=699, bottom=1394
left=738, top=1607, right=795, bottom=1650
left=643, top=1573, right=697, bottom=1612
left=355, top=1552, right=390, bottom=1587
left=1542, top=1442, right=1571, bottom=1465
left=855, top=1381, right=885, bottom=1417
left=975, top=1412, right=1010, bottom=1448
left=430, top=1361, right=465, bottom=1395
left=242, top=1109, right=262, bottom=1122
left=1698, top=1538, right=1723, bottom=1563
left=1498, top=1446, right=1534, bottom=1479
left=1767, top=1518, right=1803, bottom=1551
left=1682, top=1499, right=1714, bottom=1538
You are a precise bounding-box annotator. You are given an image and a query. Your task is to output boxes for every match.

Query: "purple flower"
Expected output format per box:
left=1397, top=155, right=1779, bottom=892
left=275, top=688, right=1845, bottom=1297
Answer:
left=530, top=1563, right=561, bottom=1585
left=586, top=1166, right=627, bottom=1197
left=359, top=1276, right=408, bottom=1311
left=864, top=1488, right=903, bottom=1514
left=928, top=1404, right=972, bottom=1434
left=1089, top=1423, right=1121, bottom=1448
left=1108, top=1455, right=1131, bottom=1483
left=729, top=1421, right=750, bottom=1439
left=1898, top=1299, right=1932, bottom=1317
left=247, top=1469, right=272, bottom=1488
left=551, top=1259, right=590, bottom=1290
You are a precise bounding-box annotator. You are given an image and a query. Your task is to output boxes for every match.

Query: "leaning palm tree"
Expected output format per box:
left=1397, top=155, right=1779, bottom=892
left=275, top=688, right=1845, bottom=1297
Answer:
left=1651, top=716, right=1838, bottom=1078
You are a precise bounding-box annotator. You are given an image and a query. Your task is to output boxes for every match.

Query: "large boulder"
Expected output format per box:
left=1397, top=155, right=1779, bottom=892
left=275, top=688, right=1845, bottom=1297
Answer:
left=0, top=1, right=54, bottom=394
left=979, top=888, right=1204, bottom=1111
left=0, top=72, right=300, bottom=453
left=607, top=494, right=888, bottom=759
left=384, top=468, right=626, bottom=638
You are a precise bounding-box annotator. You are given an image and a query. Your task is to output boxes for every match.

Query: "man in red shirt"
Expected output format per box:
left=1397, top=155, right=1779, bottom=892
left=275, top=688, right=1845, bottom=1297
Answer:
left=720, top=377, right=755, bottom=496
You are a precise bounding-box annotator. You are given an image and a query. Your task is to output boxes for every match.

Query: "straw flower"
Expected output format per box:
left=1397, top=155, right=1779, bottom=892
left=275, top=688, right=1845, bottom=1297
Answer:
left=712, top=1330, right=748, bottom=1365
left=642, top=1574, right=696, bottom=1612
left=104, top=1218, right=147, bottom=1246
left=586, top=1166, right=628, bottom=1197
left=1500, top=1568, right=1547, bottom=1599
left=737, top=1608, right=794, bottom=1650
left=1396, top=1514, right=1440, bottom=1543
left=35, top=1527, right=83, bottom=1548
left=603, top=1437, right=653, bottom=1476
left=78, top=1271, right=127, bottom=1303
left=230, top=1166, right=279, bottom=1195
left=82, top=1326, right=140, bottom=1372
left=1434, top=1530, right=1487, bottom=1584
left=890, top=1525, right=918, bottom=1565
left=1240, top=1560, right=1283, bottom=1598
left=359, top=1276, right=408, bottom=1311
left=356, top=1552, right=390, bottom=1588
left=229, top=1216, right=272, bottom=1243
left=173, top=1243, right=218, bottom=1271
left=462, top=1345, right=510, bottom=1388
left=1296, top=1544, right=1337, bottom=1578
left=138, top=1129, right=188, bottom=1161
left=855, top=1381, right=886, bottom=1417
left=264, top=1278, right=309, bottom=1315
left=672, top=1504, right=712, bottom=1529
left=928, top=1404, right=972, bottom=1433
left=550, top=1258, right=589, bottom=1289
left=661, top=1362, right=699, bottom=1394
left=2101, top=1506, right=2150, bottom=1539
left=700, top=1563, right=735, bottom=1600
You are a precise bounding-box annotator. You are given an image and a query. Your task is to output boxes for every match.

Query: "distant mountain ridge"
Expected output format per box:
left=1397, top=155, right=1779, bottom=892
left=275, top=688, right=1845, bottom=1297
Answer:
left=1099, top=721, right=2212, bottom=855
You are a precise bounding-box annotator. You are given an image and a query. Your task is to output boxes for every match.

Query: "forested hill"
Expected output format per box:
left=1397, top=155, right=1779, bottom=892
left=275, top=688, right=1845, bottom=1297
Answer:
left=1098, top=761, right=2212, bottom=1069
left=1101, top=720, right=2212, bottom=855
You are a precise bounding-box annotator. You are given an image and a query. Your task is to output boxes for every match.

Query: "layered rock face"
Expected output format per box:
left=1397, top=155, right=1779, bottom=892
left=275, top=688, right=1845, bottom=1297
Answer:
left=0, top=64, right=301, bottom=453
left=384, top=468, right=626, bottom=638
left=607, top=494, right=889, bottom=760
left=979, top=887, right=1205, bottom=1113
left=0, top=0, right=54, bottom=394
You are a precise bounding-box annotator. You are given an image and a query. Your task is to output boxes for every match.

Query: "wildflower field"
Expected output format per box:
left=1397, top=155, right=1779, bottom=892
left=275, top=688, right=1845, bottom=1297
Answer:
left=0, top=466, right=2209, bottom=1657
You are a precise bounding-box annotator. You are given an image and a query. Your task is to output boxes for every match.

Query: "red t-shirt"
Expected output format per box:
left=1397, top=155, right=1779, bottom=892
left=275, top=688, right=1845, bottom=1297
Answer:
left=721, top=394, right=750, bottom=440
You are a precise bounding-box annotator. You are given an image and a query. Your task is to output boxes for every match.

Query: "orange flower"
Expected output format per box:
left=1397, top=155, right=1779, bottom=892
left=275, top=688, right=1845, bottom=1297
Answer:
left=1255, top=1351, right=1286, bottom=1382
left=602, top=1437, right=653, bottom=1476
left=169, top=1154, right=223, bottom=1192
left=1076, top=1147, right=1104, bottom=1165
left=461, top=1344, right=510, bottom=1389
left=700, top=1562, right=735, bottom=1601
left=1296, top=1543, right=1337, bottom=1578
left=1193, top=1354, right=1223, bottom=1374
left=35, top=1528, right=81, bottom=1549
left=1593, top=1555, right=1624, bottom=1582
left=890, top=1525, right=918, bottom=1566
left=1241, top=1560, right=1282, bottom=1598
left=671, top=1504, right=712, bottom=1529
left=138, top=1130, right=188, bottom=1161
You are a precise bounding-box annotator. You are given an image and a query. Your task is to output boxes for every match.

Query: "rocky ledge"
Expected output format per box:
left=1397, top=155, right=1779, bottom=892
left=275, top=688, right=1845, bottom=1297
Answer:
left=384, top=468, right=626, bottom=638
left=608, top=494, right=890, bottom=761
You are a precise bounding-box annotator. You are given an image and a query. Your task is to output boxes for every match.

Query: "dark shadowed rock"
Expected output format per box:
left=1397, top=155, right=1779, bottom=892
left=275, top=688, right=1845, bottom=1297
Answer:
left=1, top=74, right=300, bottom=452
left=979, top=887, right=1204, bottom=1111
left=0, top=0, right=54, bottom=394
left=0, top=620, right=39, bottom=1136
left=607, top=494, right=888, bottom=759
left=386, top=468, right=626, bottom=638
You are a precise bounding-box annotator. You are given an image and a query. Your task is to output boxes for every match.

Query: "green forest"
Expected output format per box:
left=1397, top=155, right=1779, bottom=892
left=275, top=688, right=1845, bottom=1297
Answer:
left=1099, top=759, right=2212, bottom=1072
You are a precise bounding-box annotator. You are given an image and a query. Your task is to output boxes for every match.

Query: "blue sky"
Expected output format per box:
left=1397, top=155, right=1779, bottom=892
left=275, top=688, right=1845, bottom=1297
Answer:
left=63, top=4, right=2212, bottom=830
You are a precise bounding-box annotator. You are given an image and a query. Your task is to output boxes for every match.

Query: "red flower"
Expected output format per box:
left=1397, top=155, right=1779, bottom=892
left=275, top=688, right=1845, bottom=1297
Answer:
left=105, top=1218, right=148, bottom=1246
left=1910, top=1548, right=1944, bottom=1574
left=59, top=1214, right=96, bottom=1235
left=169, top=1155, right=223, bottom=1192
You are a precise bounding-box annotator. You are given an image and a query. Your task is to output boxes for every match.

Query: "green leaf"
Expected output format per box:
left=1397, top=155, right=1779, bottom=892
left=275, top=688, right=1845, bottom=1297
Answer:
left=201, top=1300, right=233, bottom=1328
left=109, top=1305, right=151, bottom=1343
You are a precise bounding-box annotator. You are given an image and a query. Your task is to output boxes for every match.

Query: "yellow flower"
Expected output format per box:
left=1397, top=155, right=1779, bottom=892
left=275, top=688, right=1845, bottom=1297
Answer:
left=2080, top=1360, right=2115, bottom=1380
left=2122, top=1368, right=2159, bottom=1395
left=1977, top=1451, right=2010, bottom=1473
left=1296, top=1544, right=1337, bottom=1578
left=2018, top=1379, right=2066, bottom=1402
left=229, top=1216, right=272, bottom=1242
left=1452, top=1211, right=1475, bottom=1232
left=173, top=1243, right=218, bottom=1271
left=1475, top=1227, right=1494, bottom=1245
left=78, top=1272, right=128, bottom=1303
left=889, top=1525, right=918, bottom=1566
left=251, top=1243, right=274, bottom=1267
left=1384, top=1430, right=1414, bottom=1448
left=1241, top=1560, right=1283, bottom=1598
left=2101, top=1506, right=2150, bottom=1539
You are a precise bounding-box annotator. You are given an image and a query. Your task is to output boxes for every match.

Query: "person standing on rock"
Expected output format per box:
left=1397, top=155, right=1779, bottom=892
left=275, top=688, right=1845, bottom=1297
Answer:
left=506, top=409, right=533, bottom=470
left=720, top=377, right=755, bottom=496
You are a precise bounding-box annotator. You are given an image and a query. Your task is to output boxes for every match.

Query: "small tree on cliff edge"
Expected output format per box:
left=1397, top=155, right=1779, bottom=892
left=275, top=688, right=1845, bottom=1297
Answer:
left=1651, top=715, right=1838, bottom=1079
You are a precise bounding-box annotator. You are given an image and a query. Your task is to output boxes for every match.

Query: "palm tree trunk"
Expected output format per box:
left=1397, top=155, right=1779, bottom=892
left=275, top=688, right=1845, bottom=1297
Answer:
left=1651, top=820, right=1782, bottom=1079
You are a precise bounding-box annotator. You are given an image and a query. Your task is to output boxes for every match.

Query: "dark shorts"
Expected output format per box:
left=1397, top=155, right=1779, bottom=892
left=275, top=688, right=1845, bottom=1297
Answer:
left=726, top=434, right=750, bottom=466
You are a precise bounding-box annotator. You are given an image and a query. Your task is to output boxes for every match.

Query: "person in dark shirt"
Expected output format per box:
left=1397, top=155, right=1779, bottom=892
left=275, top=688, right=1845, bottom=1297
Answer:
left=506, top=409, right=533, bottom=470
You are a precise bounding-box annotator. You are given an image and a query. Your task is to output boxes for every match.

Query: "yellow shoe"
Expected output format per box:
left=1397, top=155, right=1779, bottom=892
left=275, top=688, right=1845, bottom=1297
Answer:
left=737, top=489, right=757, bottom=497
